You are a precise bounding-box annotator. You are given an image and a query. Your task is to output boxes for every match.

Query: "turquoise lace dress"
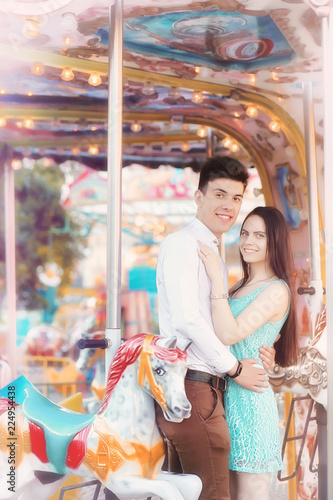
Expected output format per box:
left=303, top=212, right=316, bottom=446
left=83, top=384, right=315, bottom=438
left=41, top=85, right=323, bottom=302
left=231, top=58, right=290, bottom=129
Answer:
left=224, top=280, right=289, bottom=473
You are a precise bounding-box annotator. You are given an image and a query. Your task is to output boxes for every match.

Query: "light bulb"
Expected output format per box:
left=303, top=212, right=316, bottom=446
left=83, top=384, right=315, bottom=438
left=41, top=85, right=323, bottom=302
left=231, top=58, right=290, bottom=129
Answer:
left=191, top=91, right=204, bottom=104
left=249, top=74, right=256, bottom=83
left=131, top=122, right=142, bottom=133
left=0, top=117, right=6, bottom=127
left=269, top=120, right=281, bottom=133
left=233, top=112, right=240, bottom=118
left=71, top=147, right=80, bottom=155
left=246, top=106, right=258, bottom=118
left=11, top=159, right=22, bottom=170
left=61, top=67, right=74, bottom=81
left=23, top=18, right=40, bottom=38
left=88, top=72, right=102, bottom=87
left=181, top=142, right=191, bottom=152
left=32, top=62, right=45, bottom=76
left=88, top=144, right=99, bottom=155
left=141, top=82, right=155, bottom=96
left=0, top=89, right=7, bottom=95
left=222, top=137, right=231, bottom=148
left=197, top=125, right=207, bottom=138
left=230, top=142, right=240, bottom=153
left=23, top=118, right=34, bottom=129
left=61, top=12, right=78, bottom=33
left=168, top=87, right=181, bottom=100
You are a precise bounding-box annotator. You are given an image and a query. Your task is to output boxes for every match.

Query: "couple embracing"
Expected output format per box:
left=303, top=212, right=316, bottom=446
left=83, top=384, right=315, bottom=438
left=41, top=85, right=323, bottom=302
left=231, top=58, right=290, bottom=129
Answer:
left=155, top=156, right=298, bottom=500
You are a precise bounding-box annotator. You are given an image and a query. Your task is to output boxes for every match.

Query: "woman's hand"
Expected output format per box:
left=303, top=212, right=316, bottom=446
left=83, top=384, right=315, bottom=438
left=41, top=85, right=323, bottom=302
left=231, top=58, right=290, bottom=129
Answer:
left=197, top=241, right=221, bottom=281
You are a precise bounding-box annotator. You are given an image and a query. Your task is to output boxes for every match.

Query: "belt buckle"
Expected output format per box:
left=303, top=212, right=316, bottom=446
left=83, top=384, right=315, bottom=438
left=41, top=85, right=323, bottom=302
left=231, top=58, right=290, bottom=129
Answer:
left=211, top=375, right=218, bottom=389
left=212, top=376, right=226, bottom=392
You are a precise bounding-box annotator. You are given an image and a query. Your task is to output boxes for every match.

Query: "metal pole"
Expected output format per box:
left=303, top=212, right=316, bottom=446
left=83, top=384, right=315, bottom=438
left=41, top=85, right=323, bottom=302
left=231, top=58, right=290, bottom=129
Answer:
left=302, top=82, right=323, bottom=330
left=3, top=147, right=16, bottom=378
left=322, top=11, right=333, bottom=500
left=105, top=0, right=123, bottom=377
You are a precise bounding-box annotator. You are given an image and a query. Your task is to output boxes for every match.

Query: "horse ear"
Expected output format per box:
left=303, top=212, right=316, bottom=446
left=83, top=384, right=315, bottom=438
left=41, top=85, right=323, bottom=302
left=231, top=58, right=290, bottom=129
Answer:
left=177, top=338, right=192, bottom=352
left=156, top=336, right=178, bottom=349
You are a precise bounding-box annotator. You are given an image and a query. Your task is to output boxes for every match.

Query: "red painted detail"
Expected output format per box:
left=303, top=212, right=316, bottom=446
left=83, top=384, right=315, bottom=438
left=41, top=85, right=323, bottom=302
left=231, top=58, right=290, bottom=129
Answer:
left=66, top=424, right=91, bottom=470
left=29, top=421, right=49, bottom=463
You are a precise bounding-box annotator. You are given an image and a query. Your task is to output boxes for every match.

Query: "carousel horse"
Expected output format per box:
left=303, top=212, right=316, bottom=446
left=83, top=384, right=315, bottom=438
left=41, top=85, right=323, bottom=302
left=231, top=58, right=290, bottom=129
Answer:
left=0, top=334, right=202, bottom=500
left=268, top=306, right=327, bottom=409
left=75, top=331, right=106, bottom=413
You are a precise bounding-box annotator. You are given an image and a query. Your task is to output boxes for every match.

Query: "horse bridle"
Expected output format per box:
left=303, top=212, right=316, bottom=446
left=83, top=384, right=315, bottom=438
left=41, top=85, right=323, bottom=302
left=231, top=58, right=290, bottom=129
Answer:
left=138, top=335, right=167, bottom=411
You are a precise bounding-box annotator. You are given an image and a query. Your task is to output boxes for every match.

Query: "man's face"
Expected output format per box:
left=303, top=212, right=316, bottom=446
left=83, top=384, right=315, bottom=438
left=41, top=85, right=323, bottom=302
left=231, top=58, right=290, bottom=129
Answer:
left=194, top=178, right=244, bottom=237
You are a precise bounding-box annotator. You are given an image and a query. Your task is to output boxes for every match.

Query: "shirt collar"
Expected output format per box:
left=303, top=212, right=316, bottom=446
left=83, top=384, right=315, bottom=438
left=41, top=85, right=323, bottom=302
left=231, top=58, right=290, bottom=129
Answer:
left=191, top=218, right=221, bottom=246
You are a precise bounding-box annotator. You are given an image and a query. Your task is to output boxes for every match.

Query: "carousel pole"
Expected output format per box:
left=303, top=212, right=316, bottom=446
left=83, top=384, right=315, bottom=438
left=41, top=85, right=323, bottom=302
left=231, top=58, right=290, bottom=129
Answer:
left=2, top=145, right=16, bottom=379
left=322, top=9, right=333, bottom=500
left=105, top=0, right=123, bottom=376
left=302, top=82, right=324, bottom=326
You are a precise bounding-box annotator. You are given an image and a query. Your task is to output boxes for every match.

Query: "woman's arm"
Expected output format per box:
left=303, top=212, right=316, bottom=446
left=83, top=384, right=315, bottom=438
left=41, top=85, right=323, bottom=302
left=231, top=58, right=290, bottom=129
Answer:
left=197, top=242, right=289, bottom=345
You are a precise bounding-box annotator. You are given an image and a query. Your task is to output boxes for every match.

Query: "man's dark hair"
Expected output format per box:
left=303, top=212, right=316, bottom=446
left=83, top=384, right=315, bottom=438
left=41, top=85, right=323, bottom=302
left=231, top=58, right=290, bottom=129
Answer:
left=198, top=156, right=249, bottom=193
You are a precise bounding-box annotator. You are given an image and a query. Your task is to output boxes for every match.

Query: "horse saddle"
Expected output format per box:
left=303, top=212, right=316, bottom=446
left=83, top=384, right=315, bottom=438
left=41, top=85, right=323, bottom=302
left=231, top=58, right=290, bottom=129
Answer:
left=23, top=387, right=96, bottom=473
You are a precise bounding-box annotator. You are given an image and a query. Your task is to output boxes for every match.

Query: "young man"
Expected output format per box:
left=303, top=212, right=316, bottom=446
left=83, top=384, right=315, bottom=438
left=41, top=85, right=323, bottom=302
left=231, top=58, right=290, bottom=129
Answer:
left=155, top=156, right=274, bottom=500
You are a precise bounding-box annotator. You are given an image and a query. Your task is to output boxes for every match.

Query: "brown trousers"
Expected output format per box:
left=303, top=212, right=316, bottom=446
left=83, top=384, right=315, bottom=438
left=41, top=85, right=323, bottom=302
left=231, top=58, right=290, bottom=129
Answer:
left=155, top=379, right=231, bottom=500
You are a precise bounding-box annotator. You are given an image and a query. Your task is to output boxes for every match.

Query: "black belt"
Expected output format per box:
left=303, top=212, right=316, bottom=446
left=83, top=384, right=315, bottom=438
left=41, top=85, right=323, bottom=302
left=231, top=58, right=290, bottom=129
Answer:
left=185, top=369, right=227, bottom=392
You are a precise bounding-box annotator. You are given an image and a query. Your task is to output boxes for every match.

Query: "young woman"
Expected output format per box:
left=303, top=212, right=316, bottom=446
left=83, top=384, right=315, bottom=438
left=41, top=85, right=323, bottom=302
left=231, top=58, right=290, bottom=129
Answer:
left=197, top=206, right=298, bottom=500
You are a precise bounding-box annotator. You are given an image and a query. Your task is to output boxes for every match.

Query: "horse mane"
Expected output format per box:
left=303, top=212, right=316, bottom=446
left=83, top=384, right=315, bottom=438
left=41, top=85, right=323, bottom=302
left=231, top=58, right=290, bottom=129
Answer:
left=98, top=334, right=187, bottom=415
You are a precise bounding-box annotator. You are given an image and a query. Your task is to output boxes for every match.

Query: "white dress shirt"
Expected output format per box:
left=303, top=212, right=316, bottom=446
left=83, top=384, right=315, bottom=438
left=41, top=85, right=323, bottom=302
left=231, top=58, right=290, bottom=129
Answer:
left=156, top=218, right=237, bottom=375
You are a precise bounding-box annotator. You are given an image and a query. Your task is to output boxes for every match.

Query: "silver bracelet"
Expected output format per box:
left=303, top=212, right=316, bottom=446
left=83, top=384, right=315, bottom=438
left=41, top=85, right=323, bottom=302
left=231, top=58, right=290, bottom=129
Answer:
left=210, top=293, right=229, bottom=299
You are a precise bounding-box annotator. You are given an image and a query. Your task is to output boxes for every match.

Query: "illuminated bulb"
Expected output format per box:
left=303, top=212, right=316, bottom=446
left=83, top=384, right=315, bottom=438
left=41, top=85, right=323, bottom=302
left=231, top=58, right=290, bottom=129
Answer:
left=195, top=66, right=201, bottom=74
left=11, top=159, right=22, bottom=170
left=271, top=71, right=279, bottom=81
left=246, top=106, right=258, bottom=118
left=181, top=142, right=191, bottom=152
left=44, top=158, right=52, bottom=167
left=222, top=137, right=231, bottom=148
left=141, top=82, right=155, bottom=95
left=168, top=87, right=181, bottom=100
left=23, top=18, right=40, bottom=38
left=249, top=74, right=256, bottom=83
left=61, top=67, right=74, bottom=81
left=90, top=125, right=97, bottom=131
left=230, top=142, right=240, bottom=153
left=23, top=118, right=34, bottom=129
left=0, top=117, right=6, bottom=127
left=0, top=89, right=7, bottom=95
left=26, top=92, right=33, bottom=96
left=233, top=111, right=240, bottom=118
left=88, top=144, right=99, bottom=155
left=16, top=121, right=23, bottom=128
left=32, top=62, right=45, bottom=76
left=197, top=125, right=207, bottom=138
left=191, top=91, right=204, bottom=104
left=269, top=120, right=281, bottom=133
left=131, top=122, right=142, bottom=133
left=64, top=37, right=72, bottom=45
left=71, top=147, right=80, bottom=155
left=88, top=72, right=102, bottom=87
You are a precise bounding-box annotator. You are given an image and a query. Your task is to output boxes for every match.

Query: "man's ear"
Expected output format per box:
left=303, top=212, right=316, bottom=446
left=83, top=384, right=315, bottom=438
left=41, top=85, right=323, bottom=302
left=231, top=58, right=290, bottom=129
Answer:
left=194, top=189, right=202, bottom=208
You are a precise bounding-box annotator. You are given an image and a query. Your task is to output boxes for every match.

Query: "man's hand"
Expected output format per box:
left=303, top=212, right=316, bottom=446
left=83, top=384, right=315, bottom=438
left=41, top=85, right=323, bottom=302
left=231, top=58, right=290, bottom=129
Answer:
left=259, top=335, right=280, bottom=370
left=233, top=359, right=269, bottom=393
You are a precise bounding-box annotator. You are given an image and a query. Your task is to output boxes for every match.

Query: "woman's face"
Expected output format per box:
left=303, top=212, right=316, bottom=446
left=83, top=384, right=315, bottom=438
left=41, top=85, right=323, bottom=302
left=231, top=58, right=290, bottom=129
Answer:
left=239, top=215, right=268, bottom=265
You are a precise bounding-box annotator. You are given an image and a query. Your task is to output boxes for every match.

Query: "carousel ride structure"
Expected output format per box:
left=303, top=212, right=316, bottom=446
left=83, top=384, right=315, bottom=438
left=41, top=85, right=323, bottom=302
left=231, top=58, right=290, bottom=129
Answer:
left=0, top=334, right=202, bottom=500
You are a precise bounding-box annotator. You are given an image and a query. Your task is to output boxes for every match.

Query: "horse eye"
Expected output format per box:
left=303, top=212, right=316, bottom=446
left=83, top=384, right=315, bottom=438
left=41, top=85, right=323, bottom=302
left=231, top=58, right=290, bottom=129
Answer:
left=155, top=367, right=166, bottom=377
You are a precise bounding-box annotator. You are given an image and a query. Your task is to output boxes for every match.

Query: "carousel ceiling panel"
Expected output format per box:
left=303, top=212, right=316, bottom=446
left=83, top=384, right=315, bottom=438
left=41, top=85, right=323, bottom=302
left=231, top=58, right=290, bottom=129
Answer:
left=0, top=0, right=325, bottom=171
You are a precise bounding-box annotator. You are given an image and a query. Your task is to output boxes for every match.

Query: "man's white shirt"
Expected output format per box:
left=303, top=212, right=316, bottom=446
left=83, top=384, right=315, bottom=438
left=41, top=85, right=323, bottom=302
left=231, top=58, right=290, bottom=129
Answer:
left=156, top=217, right=237, bottom=375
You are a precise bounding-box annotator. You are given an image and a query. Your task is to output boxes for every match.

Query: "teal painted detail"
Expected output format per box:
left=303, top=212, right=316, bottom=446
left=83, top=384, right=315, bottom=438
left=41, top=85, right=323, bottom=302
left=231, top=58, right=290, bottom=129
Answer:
left=23, top=387, right=96, bottom=473
left=0, top=375, right=34, bottom=404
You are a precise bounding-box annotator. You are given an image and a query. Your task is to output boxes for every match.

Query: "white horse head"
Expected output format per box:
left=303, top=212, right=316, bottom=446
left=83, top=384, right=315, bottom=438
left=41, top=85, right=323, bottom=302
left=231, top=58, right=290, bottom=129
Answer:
left=0, top=333, right=201, bottom=500
left=269, top=307, right=327, bottom=409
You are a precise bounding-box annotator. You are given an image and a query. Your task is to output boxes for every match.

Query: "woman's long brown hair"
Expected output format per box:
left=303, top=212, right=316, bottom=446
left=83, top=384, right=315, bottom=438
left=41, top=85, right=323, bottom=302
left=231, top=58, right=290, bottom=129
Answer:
left=237, top=206, right=298, bottom=366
